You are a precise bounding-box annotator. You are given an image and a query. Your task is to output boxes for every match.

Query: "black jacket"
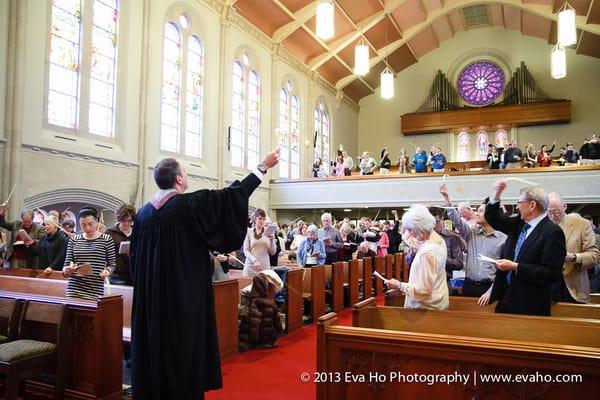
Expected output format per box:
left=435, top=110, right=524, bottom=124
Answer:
left=485, top=201, right=565, bottom=316
left=31, top=232, right=67, bottom=270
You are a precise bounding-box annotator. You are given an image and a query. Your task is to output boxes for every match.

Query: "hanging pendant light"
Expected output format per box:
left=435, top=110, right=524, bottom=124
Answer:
left=316, top=0, right=334, bottom=40
left=354, top=38, right=369, bottom=76
left=551, top=44, right=566, bottom=79
left=380, top=66, right=394, bottom=99
left=380, top=14, right=394, bottom=99
left=557, top=2, right=577, bottom=46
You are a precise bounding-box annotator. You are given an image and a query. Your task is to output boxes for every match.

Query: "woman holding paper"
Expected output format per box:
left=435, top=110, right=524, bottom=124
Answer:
left=63, top=207, right=116, bottom=300
left=106, top=204, right=136, bottom=285
left=243, top=209, right=276, bottom=277
left=385, top=205, right=449, bottom=310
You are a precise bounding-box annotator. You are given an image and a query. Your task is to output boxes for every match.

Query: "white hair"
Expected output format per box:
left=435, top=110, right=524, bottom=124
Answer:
left=321, top=212, right=332, bottom=221
left=457, top=202, right=471, bottom=212
left=307, top=224, right=319, bottom=234
left=401, top=204, right=435, bottom=237
left=521, top=186, right=549, bottom=212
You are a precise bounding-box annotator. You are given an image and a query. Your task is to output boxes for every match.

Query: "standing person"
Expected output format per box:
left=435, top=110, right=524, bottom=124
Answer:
left=379, top=148, right=391, bottom=175
left=105, top=204, right=136, bottom=285
left=385, top=205, right=449, bottom=310
left=130, top=149, right=279, bottom=400
left=242, top=209, right=277, bottom=277
left=0, top=205, right=45, bottom=269
left=564, top=142, right=579, bottom=166
left=318, top=212, right=343, bottom=264
left=31, top=215, right=68, bottom=274
left=62, top=207, right=116, bottom=300
left=359, top=152, right=377, bottom=175
left=547, top=193, right=600, bottom=303
left=430, top=147, right=447, bottom=172
left=504, top=140, right=524, bottom=169
left=537, top=142, right=556, bottom=167
left=377, top=221, right=390, bottom=256
left=297, top=225, right=326, bottom=267
left=487, top=145, right=500, bottom=169
left=342, top=150, right=353, bottom=176
left=412, top=147, right=428, bottom=173
left=396, top=148, right=410, bottom=174
left=439, top=184, right=506, bottom=301
left=311, top=158, right=322, bottom=177
left=485, top=180, right=566, bottom=316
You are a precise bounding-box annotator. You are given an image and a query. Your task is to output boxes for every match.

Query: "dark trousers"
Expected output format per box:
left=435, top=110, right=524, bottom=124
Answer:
left=462, top=278, right=493, bottom=297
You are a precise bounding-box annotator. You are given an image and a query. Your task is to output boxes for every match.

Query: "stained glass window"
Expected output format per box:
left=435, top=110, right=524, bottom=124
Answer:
left=314, top=100, right=330, bottom=174
left=89, top=0, right=119, bottom=137
left=48, top=0, right=119, bottom=137
left=160, top=16, right=204, bottom=158
left=48, top=0, right=82, bottom=130
left=457, top=61, right=505, bottom=106
left=495, top=129, right=508, bottom=149
left=230, top=54, right=260, bottom=169
left=278, top=83, right=301, bottom=179
left=457, top=131, right=470, bottom=162
left=476, top=130, right=489, bottom=160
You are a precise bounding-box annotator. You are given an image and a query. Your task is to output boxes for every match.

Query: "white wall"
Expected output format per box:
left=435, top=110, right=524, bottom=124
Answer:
left=358, top=27, right=600, bottom=160
left=0, top=0, right=7, bottom=141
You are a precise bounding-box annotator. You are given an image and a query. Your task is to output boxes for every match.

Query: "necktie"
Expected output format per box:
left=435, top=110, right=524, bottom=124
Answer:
left=508, top=223, right=530, bottom=284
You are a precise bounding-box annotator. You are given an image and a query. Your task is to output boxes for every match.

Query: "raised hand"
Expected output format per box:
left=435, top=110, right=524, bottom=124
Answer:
left=261, top=148, right=281, bottom=169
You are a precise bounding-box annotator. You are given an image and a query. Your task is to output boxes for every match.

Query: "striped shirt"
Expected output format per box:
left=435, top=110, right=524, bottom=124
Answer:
left=63, top=233, right=116, bottom=300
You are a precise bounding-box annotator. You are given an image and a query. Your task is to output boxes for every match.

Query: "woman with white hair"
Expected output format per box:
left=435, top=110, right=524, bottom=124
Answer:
left=297, top=225, right=326, bottom=268
left=385, top=205, right=449, bottom=310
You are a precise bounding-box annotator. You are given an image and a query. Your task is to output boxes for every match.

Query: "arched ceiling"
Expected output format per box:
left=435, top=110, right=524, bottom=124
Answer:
left=231, top=0, right=600, bottom=103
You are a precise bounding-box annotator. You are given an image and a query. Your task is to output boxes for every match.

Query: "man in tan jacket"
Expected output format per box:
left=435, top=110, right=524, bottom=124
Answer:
left=548, top=192, right=600, bottom=303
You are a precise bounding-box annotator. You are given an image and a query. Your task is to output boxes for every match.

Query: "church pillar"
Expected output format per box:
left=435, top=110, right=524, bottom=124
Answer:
left=135, top=0, right=152, bottom=208
left=216, top=5, right=233, bottom=188
left=271, top=45, right=280, bottom=169
left=2, top=0, right=25, bottom=220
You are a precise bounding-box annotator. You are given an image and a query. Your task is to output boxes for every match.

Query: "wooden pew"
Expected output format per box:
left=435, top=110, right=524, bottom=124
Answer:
left=373, top=256, right=385, bottom=296
left=317, top=299, right=600, bottom=400
left=384, top=255, right=394, bottom=282
left=361, top=257, right=372, bottom=299
left=393, top=252, right=403, bottom=280
left=591, top=293, right=600, bottom=304
left=301, top=265, right=326, bottom=320
left=0, top=268, right=66, bottom=280
left=384, top=290, right=600, bottom=320
left=346, top=260, right=360, bottom=307
left=0, top=275, right=239, bottom=360
left=285, top=267, right=303, bottom=333
left=0, top=290, right=122, bottom=400
left=324, top=263, right=344, bottom=312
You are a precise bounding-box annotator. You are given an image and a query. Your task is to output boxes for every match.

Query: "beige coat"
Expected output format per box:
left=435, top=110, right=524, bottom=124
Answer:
left=560, top=214, right=600, bottom=303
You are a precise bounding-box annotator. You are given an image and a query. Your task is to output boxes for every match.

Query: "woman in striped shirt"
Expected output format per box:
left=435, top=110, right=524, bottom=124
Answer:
left=63, top=207, right=116, bottom=300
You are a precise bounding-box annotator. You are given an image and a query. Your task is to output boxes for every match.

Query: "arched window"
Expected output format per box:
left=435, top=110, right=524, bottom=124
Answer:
left=476, top=130, right=489, bottom=160
left=495, top=129, right=508, bottom=149
left=160, top=12, right=204, bottom=158
left=278, top=80, right=300, bottom=179
left=47, top=0, right=120, bottom=138
left=314, top=99, right=330, bottom=174
left=230, top=52, right=260, bottom=169
left=457, top=131, right=470, bottom=162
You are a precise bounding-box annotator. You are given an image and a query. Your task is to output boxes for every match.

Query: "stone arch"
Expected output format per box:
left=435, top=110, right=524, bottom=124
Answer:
left=24, top=188, right=126, bottom=212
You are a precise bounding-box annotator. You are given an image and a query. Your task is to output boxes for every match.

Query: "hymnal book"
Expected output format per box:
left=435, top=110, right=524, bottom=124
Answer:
left=119, top=241, right=130, bottom=255
left=17, top=229, right=32, bottom=242
left=76, top=263, right=93, bottom=276
left=264, top=224, right=278, bottom=237
left=478, top=254, right=497, bottom=264
left=13, top=241, right=25, bottom=246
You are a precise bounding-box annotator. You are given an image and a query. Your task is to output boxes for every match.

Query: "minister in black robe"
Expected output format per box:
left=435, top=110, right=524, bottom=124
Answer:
left=130, top=150, right=279, bottom=399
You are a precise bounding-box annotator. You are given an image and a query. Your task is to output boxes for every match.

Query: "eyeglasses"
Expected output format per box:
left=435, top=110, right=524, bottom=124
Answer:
left=516, top=200, right=533, bottom=204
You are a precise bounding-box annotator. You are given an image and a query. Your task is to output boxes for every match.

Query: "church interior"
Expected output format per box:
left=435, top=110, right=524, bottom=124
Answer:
left=1, top=0, right=600, bottom=399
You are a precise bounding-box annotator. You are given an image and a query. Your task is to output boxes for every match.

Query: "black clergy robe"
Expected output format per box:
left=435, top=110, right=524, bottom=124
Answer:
left=130, top=173, right=261, bottom=400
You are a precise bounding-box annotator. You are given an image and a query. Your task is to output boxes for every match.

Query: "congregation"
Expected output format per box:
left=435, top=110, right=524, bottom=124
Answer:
left=311, top=134, right=600, bottom=177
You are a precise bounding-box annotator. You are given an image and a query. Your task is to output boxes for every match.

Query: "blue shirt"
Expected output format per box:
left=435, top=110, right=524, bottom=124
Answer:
left=431, top=154, right=446, bottom=170
left=413, top=152, right=428, bottom=172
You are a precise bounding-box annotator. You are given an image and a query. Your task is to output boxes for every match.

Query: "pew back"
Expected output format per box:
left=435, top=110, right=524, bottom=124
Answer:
left=354, top=299, right=600, bottom=348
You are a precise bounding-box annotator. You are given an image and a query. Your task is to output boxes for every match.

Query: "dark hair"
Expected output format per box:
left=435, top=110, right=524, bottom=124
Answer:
left=428, top=207, right=445, bottom=219
left=62, top=219, right=75, bottom=228
left=154, top=158, right=182, bottom=190
left=78, top=207, right=99, bottom=220
left=116, top=204, right=136, bottom=222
